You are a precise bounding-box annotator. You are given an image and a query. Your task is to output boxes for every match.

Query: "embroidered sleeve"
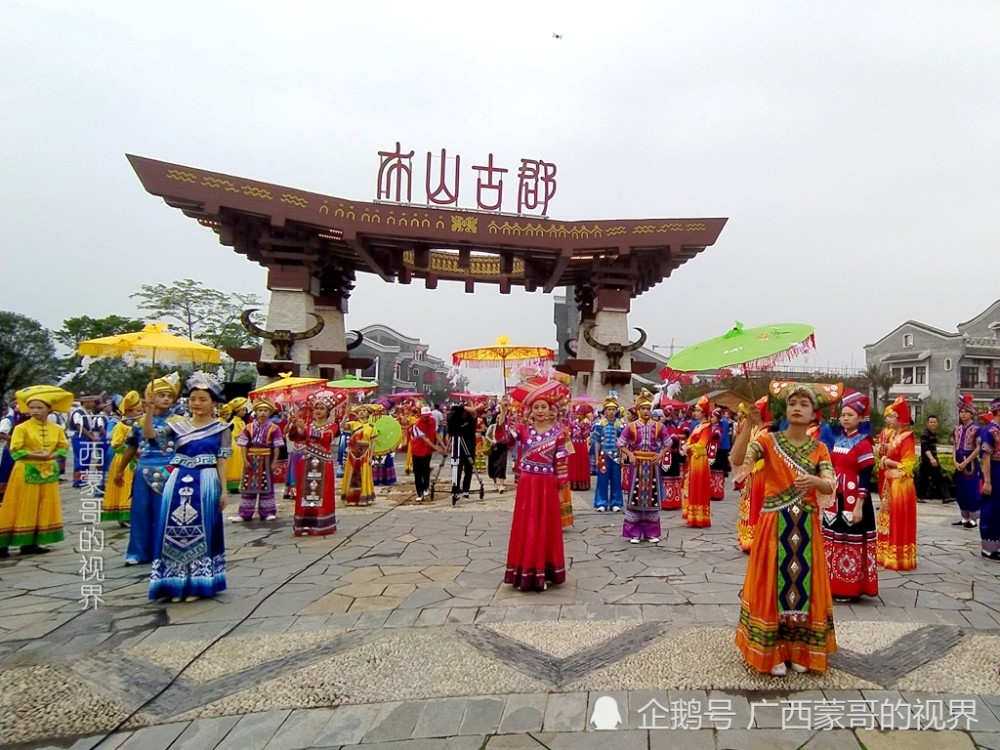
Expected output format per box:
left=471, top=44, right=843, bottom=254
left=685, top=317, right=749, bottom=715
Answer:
left=218, top=426, right=233, bottom=458
left=856, top=437, right=876, bottom=471
left=270, top=425, right=285, bottom=447
left=857, top=466, right=872, bottom=499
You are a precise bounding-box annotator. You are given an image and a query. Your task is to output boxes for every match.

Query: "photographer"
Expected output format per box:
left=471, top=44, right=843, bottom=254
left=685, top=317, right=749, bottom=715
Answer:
left=447, top=400, right=479, bottom=499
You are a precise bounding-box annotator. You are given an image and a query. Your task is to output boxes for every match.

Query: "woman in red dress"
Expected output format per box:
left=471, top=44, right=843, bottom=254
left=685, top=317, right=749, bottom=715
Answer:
left=876, top=396, right=918, bottom=570
left=736, top=396, right=771, bottom=552
left=496, top=380, right=570, bottom=592
left=567, top=405, right=592, bottom=492
left=288, top=395, right=341, bottom=536
left=683, top=396, right=718, bottom=528
left=822, top=391, right=879, bottom=599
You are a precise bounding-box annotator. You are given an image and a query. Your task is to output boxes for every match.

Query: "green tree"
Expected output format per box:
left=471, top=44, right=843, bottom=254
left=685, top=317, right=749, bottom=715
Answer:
left=0, top=312, right=59, bottom=401
left=131, top=279, right=261, bottom=380
left=864, top=363, right=896, bottom=413
left=53, top=315, right=145, bottom=351
left=130, top=279, right=259, bottom=346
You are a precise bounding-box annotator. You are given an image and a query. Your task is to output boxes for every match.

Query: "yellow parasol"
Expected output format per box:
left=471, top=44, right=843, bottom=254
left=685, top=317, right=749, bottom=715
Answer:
left=77, top=322, right=221, bottom=370
left=452, top=336, right=555, bottom=390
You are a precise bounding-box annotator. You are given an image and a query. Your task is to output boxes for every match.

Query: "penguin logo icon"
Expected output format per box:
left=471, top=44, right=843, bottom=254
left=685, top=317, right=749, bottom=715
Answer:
left=590, top=695, right=622, bottom=730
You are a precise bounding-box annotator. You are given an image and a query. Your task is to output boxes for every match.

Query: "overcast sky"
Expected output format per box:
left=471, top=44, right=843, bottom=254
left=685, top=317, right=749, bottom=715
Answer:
left=3, top=1, right=998, bottom=393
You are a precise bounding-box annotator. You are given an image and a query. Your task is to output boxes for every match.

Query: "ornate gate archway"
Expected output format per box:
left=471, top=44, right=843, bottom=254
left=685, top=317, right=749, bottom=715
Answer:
left=128, top=154, right=727, bottom=399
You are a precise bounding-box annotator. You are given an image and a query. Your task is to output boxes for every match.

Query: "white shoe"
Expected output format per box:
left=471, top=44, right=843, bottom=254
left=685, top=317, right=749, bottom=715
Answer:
left=629, top=538, right=641, bottom=544
left=770, top=663, right=787, bottom=676
left=648, top=537, right=660, bottom=544
left=264, top=515, right=277, bottom=521
left=791, top=663, right=808, bottom=673
left=596, top=507, right=606, bottom=512
left=228, top=516, right=244, bottom=523
left=612, top=506, right=621, bottom=513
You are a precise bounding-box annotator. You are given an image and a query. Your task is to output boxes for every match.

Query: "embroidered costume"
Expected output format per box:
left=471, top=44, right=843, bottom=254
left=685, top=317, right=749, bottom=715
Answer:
left=980, top=399, right=1000, bottom=559
left=683, top=397, right=718, bottom=528
left=496, top=379, right=569, bottom=592
left=618, top=397, right=670, bottom=542
left=591, top=399, right=624, bottom=511
left=0, top=386, right=72, bottom=553
left=289, top=416, right=338, bottom=536
left=342, top=414, right=375, bottom=506
left=736, top=430, right=837, bottom=673
left=149, top=418, right=231, bottom=600
left=954, top=395, right=983, bottom=526
left=126, top=374, right=181, bottom=564
left=235, top=403, right=284, bottom=520
left=101, top=391, right=141, bottom=523
left=875, top=397, right=918, bottom=571
left=736, top=397, right=772, bottom=552
left=821, top=391, right=878, bottom=596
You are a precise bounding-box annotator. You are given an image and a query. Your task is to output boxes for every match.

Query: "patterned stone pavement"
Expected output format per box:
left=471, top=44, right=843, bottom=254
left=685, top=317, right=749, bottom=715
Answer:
left=2, top=472, right=1000, bottom=749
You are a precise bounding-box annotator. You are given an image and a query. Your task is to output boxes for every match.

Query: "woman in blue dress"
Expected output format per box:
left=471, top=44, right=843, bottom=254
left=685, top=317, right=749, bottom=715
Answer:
left=147, top=372, right=231, bottom=603
left=118, top=374, right=181, bottom=565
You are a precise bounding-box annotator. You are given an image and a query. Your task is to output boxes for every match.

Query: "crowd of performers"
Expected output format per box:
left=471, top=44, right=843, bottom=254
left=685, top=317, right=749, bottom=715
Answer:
left=2, top=372, right=1000, bottom=677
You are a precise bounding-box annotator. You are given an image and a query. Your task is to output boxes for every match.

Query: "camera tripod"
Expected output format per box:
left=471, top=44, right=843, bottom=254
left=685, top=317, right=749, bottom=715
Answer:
left=429, top=435, right=485, bottom=505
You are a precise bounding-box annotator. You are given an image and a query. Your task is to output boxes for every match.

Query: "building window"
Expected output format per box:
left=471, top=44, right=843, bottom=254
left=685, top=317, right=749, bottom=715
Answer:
left=901, top=366, right=914, bottom=384
left=960, top=366, right=978, bottom=389
left=911, top=401, right=923, bottom=423
left=915, top=366, right=926, bottom=385
left=902, top=333, right=913, bottom=348
left=891, top=367, right=902, bottom=384
left=944, top=358, right=953, bottom=371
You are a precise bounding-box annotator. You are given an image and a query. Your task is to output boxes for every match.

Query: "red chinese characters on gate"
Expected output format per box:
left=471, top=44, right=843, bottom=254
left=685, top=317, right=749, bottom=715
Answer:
left=376, top=142, right=557, bottom=215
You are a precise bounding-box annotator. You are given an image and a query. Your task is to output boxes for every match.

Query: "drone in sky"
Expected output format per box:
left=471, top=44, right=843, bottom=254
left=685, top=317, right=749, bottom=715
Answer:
left=552, top=32, right=563, bottom=39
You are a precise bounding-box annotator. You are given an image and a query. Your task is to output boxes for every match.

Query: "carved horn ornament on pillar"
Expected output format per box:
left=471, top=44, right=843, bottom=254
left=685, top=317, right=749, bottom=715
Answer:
left=346, top=330, right=365, bottom=351
left=240, top=308, right=326, bottom=361
left=582, top=324, right=647, bottom=370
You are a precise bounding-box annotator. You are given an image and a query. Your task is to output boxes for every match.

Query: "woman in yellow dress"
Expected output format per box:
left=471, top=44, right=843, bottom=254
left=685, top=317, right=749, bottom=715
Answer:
left=224, top=397, right=249, bottom=493
left=101, top=391, right=142, bottom=526
left=0, top=386, right=72, bottom=557
left=341, top=404, right=375, bottom=505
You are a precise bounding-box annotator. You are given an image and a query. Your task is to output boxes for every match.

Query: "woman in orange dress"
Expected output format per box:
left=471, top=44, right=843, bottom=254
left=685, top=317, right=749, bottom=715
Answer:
left=876, top=396, right=918, bottom=570
left=735, top=396, right=771, bottom=552
left=683, top=396, right=717, bottom=528
left=732, top=381, right=841, bottom=676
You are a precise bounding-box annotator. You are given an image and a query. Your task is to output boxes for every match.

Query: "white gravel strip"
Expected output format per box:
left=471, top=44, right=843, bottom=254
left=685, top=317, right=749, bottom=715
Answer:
left=835, top=620, right=923, bottom=655
left=0, top=664, right=132, bottom=745
left=485, top=620, right=642, bottom=657
left=564, top=627, right=881, bottom=692
left=896, top=634, right=1000, bottom=695
left=126, top=628, right=345, bottom=682
left=172, top=629, right=548, bottom=720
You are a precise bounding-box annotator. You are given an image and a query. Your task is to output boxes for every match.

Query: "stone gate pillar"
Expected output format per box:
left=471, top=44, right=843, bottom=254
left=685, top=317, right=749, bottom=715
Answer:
left=573, top=288, right=636, bottom=404
left=257, top=265, right=348, bottom=385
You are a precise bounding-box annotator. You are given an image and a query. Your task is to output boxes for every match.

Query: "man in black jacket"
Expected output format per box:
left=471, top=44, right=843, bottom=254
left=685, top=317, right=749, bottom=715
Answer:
left=918, top=415, right=952, bottom=503
left=447, top=401, right=478, bottom=500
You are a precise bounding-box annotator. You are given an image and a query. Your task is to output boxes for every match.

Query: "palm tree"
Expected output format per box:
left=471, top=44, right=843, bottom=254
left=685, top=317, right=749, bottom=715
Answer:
left=864, top=363, right=896, bottom=412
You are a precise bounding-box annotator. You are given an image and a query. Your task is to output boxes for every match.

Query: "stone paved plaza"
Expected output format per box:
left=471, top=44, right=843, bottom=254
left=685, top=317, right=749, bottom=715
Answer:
left=3, top=470, right=1000, bottom=749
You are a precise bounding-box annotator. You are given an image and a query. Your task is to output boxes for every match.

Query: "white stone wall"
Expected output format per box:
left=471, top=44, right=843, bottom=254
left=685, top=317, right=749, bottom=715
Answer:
left=258, top=290, right=345, bottom=386
left=574, top=310, right=635, bottom=403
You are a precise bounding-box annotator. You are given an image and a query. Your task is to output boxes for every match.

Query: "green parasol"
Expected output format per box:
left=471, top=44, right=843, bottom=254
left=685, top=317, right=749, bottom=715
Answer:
left=667, top=321, right=815, bottom=374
